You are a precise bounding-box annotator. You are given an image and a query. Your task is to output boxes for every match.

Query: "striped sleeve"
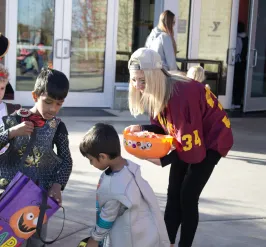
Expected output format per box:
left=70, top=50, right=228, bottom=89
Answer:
left=90, top=200, right=122, bottom=242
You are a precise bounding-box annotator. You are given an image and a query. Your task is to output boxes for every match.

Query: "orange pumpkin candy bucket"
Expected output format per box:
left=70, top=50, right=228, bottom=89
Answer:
left=123, top=130, right=174, bottom=159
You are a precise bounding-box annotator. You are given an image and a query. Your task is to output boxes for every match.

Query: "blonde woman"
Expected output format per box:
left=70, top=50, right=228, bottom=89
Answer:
left=125, top=48, right=233, bottom=247
left=145, top=10, right=177, bottom=71
left=187, top=65, right=211, bottom=90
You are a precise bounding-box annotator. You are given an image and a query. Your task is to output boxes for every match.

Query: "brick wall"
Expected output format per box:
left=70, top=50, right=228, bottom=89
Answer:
left=0, top=0, right=6, bottom=33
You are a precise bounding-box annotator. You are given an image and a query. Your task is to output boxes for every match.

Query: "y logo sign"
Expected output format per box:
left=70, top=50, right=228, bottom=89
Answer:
left=213, top=22, right=221, bottom=32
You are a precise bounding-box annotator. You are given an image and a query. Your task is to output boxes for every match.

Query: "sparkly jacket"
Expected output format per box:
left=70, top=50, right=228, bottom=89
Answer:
left=0, top=110, right=72, bottom=190
left=89, top=160, right=169, bottom=247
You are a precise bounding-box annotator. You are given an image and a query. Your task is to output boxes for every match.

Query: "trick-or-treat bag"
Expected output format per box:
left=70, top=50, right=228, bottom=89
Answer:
left=0, top=172, right=60, bottom=246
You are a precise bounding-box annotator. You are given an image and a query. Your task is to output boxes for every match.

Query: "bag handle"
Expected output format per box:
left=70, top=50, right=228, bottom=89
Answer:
left=36, top=190, right=65, bottom=245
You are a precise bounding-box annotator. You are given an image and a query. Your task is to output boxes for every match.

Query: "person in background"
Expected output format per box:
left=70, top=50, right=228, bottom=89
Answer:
left=232, top=22, right=248, bottom=109
left=187, top=65, right=211, bottom=90
left=145, top=10, right=177, bottom=71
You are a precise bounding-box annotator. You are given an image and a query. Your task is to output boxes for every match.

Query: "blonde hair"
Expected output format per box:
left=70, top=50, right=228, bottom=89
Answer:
left=186, top=66, right=205, bottom=83
left=128, top=61, right=190, bottom=118
left=0, top=64, right=9, bottom=85
left=158, top=10, right=177, bottom=54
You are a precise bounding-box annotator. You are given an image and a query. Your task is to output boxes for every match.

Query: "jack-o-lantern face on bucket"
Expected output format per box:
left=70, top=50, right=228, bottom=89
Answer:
left=9, top=206, right=48, bottom=239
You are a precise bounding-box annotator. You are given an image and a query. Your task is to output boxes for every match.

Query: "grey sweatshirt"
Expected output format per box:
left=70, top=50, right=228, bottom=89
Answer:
left=145, top=27, right=177, bottom=71
left=89, top=160, right=170, bottom=247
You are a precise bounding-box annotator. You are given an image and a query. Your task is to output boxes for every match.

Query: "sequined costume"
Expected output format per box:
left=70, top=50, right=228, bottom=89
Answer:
left=88, top=160, right=169, bottom=247
left=0, top=109, right=72, bottom=190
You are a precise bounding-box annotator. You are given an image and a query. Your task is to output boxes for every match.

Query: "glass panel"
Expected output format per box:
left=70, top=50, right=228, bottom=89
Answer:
left=251, top=0, right=266, bottom=97
left=71, top=0, right=108, bottom=92
left=177, top=0, right=190, bottom=59
left=16, top=0, right=55, bottom=91
left=198, top=0, right=233, bottom=94
left=115, top=0, right=155, bottom=83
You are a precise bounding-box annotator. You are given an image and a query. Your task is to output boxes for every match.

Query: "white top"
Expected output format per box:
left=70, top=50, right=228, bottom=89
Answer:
left=0, top=102, right=9, bottom=154
left=0, top=102, right=7, bottom=125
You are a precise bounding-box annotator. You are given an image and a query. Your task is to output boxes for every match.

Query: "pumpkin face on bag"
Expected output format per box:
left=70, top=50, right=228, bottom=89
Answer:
left=123, top=131, right=173, bottom=159
left=9, top=206, right=48, bottom=239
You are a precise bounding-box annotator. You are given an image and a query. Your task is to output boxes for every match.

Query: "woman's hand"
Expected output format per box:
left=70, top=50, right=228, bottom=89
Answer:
left=124, top=125, right=142, bottom=133
left=146, top=159, right=162, bottom=166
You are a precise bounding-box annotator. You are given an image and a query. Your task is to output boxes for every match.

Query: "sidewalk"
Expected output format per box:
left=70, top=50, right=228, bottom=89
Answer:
left=45, top=114, right=266, bottom=246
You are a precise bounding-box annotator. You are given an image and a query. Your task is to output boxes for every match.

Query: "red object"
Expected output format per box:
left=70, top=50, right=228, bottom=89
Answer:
left=151, top=81, right=234, bottom=164
left=22, top=115, right=46, bottom=127
left=238, top=0, right=249, bottom=28
left=0, top=73, right=7, bottom=78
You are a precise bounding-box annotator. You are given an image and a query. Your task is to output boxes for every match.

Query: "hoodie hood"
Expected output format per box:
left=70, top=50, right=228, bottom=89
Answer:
left=144, top=27, right=178, bottom=71
left=149, top=27, right=164, bottom=39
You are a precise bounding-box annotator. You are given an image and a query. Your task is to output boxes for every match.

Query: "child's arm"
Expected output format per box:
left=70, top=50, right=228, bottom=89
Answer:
left=0, top=123, right=10, bottom=150
left=53, top=122, right=73, bottom=189
left=89, top=200, right=123, bottom=243
left=0, top=121, right=34, bottom=149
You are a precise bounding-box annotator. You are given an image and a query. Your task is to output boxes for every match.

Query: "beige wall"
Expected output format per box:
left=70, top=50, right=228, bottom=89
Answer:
left=0, top=0, right=6, bottom=33
left=177, top=0, right=190, bottom=58
left=198, top=0, right=233, bottom=71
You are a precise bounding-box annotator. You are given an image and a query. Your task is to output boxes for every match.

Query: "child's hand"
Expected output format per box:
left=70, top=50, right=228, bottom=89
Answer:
left=48, top=183, right=62, bottom=206
left=124, top=125, right=142, bottom=133
left=9, top=121, right=34, bottom=139
left=86, top=238, right=98, bottom=247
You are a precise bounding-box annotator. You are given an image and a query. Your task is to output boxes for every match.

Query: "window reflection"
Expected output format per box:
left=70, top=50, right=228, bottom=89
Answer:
left=70, top=0, right=108, bottom=92
left=16, top=0, right=55, bottom=91
left=176, top=0, right=190, bottom=59
left=115, top=0, right=154, bottom=83
left=251, top=0, right=266, bottom=97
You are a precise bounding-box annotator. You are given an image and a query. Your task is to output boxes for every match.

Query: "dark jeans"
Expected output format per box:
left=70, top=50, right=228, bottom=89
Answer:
left=233, top=62, right=246, bottom=106
left=165, top=150, right=221, bottom=247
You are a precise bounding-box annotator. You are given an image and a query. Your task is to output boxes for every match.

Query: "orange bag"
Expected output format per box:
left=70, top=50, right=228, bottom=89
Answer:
left=123, top=131, right=173, bottom=159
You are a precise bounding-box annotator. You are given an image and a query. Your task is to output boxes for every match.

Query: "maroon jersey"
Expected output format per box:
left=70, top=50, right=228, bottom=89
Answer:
left=151, top=80, right=233, bottom=164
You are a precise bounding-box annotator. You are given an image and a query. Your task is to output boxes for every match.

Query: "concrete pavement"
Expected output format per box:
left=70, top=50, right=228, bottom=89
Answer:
left=44, top=112, right=266, bottom=247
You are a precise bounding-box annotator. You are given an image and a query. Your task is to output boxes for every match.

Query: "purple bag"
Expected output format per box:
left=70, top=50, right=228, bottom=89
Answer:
left=0, top=172, right=60, bottom=246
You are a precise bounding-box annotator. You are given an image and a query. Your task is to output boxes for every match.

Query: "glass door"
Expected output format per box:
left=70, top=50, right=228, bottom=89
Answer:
left=188, top=0, right=239, bottom=109
left=243, top=0, right=266, bottom=112
left=61, top=0, right=112, bottom=107
left=6, top=0, right=114, bottom=107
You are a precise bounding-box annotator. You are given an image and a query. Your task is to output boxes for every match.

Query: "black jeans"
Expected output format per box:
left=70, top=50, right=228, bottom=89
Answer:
left=233, top=62, right=246, bottom=106
left=164, top=150, right=221, bottom=247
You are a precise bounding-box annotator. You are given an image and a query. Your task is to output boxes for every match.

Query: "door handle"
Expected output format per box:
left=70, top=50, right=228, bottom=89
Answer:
left=63, top=39, right=71, bottom=59
left=55, top=39, right=71, bottom=59
left=251, top=49, right=258, bottom=68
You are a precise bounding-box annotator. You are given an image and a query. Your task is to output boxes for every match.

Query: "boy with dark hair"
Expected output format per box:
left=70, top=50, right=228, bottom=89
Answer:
left=0, top=68, right=73, bottom=247
left=0, top=33, right=9, bottom=59
left=79, top=123, right=169, bottom=247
